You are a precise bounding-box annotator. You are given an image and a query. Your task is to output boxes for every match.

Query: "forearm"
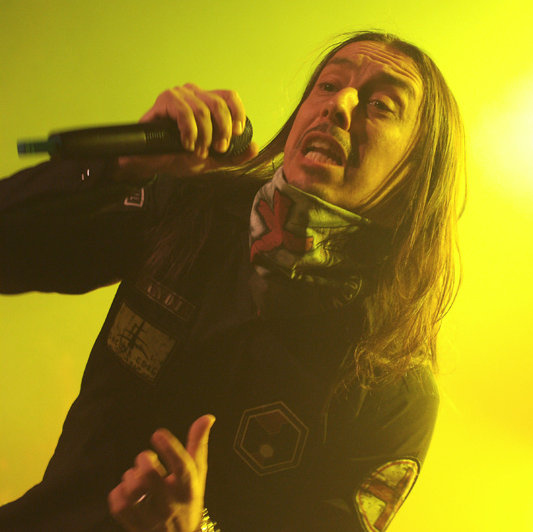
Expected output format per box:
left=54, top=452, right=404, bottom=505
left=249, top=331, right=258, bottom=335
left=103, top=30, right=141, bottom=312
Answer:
left=0, top=158, right=149, bottom=293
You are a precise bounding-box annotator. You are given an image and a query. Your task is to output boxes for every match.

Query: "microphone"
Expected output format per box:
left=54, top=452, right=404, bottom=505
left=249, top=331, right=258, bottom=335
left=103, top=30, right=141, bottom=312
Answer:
left=17, top=117, right=253, bottom=159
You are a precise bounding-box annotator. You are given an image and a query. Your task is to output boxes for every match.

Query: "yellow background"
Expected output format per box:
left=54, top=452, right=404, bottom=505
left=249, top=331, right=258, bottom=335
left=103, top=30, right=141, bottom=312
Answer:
left=1, top=1, right=532, bottom=530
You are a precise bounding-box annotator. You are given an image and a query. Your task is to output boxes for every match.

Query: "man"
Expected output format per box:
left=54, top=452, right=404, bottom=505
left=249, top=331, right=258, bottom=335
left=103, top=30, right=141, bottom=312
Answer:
left=0, top=31, right=463, bottom=531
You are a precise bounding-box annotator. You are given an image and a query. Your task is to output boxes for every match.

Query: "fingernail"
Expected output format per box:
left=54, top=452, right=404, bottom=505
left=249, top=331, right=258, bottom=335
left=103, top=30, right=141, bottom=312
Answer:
left=185, top=140, right=194, bottom=151
left=195, top=146, right=203, bottom=158
left=234, top=121, right=243, bottom=135
left=216, top=139, right=228, bottom=153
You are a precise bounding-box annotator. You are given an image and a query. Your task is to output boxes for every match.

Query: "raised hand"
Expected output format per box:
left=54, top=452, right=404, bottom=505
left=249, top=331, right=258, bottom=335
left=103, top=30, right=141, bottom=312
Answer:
left=116, top=84, right=258, bottom=181
left=108, top=415, right=215, bottom=532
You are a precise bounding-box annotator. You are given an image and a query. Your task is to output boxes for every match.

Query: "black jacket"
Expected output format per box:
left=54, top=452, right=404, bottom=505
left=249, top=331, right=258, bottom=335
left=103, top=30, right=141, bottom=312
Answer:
left=0, top=159, right=439, bottom=531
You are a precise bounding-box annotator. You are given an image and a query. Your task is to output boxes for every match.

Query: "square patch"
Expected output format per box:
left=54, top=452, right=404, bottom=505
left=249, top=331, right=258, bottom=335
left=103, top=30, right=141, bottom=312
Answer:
left=107, top=303, right=176, bottom=382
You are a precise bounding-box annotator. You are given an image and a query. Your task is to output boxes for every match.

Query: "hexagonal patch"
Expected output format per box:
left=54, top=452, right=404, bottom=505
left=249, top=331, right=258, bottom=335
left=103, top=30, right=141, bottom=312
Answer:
left=233, top=401, right=309, bottom=476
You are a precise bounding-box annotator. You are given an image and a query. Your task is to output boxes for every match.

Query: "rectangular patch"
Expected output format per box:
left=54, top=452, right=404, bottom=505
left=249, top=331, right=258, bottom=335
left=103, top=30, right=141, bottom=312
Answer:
left=107, top=303, right=176, bottom=382
left=136, top=277, right=196, bottom=322
left=123, top=188, right=145, bottom=207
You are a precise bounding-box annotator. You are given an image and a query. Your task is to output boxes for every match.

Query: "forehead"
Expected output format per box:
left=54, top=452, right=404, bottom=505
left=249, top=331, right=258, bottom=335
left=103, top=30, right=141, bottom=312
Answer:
left=323, top=41, right=423, bottom=95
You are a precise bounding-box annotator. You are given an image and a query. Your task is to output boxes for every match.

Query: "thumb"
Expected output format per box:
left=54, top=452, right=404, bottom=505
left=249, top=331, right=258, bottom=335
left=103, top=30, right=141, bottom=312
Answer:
left=186, top=415, right=215, bottom=480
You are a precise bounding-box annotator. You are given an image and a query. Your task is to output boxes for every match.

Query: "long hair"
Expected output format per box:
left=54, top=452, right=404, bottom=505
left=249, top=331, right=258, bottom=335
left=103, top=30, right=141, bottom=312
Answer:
left=144, top=31, right=465, bottom=388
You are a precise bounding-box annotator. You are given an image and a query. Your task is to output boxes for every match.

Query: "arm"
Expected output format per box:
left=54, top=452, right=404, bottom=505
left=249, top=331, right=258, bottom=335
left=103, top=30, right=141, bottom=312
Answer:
left=307, top=366, right=439, bottom=532
left=0, top=157, right=148, bottom=293
left=1, top=85, right=257, bottom=294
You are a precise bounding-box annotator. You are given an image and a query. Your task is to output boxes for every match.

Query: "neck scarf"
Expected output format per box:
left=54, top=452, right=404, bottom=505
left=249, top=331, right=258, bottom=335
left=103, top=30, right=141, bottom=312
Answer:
left=249, top=168, right=389, bottom=315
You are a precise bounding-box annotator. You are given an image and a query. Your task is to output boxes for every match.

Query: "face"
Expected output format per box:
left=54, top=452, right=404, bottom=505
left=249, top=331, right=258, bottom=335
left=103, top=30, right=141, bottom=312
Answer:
left=283, top=41, right=423, bottom=218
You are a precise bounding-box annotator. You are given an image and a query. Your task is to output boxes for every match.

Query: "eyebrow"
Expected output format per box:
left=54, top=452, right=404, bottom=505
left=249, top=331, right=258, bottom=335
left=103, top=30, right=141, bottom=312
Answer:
left=327, top=57, right=417, bottom=100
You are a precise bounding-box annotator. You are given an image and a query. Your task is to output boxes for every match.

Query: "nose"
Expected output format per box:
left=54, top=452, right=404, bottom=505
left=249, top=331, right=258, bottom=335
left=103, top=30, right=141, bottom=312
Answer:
left=321, top=88, right=359, bottom=130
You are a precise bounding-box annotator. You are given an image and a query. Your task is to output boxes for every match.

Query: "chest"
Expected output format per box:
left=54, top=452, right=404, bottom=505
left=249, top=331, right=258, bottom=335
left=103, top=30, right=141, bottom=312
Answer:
left=94, top=230, right=355, bottom=528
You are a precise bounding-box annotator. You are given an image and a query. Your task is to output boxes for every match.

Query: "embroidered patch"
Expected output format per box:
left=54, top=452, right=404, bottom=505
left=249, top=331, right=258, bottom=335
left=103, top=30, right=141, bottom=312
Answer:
left=233, top=401, right=308, bottom=476
left=355, top=459, right=419, bottom=532
left=123, top=188, right=145, bottom=207
left=107, top=303, right=176, bottom=382
left=136, top=277, right=196, bottom=322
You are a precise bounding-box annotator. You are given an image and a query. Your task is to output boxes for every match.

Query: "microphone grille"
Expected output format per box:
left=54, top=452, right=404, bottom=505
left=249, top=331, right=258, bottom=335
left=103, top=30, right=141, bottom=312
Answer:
left=226, top=117, right=253, bottom=157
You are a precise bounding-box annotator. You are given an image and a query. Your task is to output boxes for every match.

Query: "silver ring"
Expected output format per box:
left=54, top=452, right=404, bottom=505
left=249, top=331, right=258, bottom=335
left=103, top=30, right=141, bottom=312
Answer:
left=131, top=493, right=165, bottom=532
left=133, top=492, right=151, bottom=507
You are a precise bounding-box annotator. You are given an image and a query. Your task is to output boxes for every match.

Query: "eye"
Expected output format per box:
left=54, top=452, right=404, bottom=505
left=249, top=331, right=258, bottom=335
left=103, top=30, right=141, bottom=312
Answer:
left=317, top=82, right=339, bottom=92
left=368, top=99, right=392, bottom=113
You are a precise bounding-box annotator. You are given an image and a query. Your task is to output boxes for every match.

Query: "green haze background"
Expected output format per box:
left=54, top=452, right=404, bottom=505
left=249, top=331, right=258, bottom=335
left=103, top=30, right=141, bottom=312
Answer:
left=1, top=1, right=532, bottom=530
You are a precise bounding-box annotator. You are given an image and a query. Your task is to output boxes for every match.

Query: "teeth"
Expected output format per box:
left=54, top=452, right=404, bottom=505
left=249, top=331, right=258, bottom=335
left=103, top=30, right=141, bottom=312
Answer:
left=304, top=139, right=342, bottom=164
left=304, top=150, right=339, bottom=165
left=308, top=140, right=330, bottom=151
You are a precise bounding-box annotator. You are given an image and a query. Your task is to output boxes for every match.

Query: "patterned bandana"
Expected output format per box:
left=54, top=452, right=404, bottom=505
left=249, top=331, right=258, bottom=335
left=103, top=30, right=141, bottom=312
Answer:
left=249, top=167, right=388, bottom=315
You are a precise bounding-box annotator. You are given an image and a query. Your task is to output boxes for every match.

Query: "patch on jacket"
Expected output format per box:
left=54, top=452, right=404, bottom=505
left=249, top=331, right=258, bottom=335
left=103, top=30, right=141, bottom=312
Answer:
left=136, top=277, right=196, bottom=322
left=107, top=302, right=176, bottom=382
left=354, top=458, right=419, bottom=531
left=233, top=401, right=308, bottom=476
left=123, top=188, right=145, bottom=208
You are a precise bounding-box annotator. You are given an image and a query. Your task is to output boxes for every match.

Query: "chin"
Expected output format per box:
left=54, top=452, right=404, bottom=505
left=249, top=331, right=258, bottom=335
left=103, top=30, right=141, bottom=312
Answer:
left=286, top=163, right=335, bottom=190
left=287, top=169, right=342, bottom=204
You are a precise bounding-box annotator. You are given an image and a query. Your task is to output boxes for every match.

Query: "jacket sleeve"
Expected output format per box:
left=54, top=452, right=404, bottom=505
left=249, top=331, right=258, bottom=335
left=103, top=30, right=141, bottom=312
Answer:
left=0, top=158, right=157, bottom=294
left=305, top=366, right=439, bottom=532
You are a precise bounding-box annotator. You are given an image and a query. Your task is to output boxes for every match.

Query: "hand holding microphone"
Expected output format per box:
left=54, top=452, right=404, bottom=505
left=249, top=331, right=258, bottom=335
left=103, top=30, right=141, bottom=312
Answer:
left=118, top=83, right=257, bottom=180
left=18, top=83, right=258, bottom=181
left=139, top=83, right=252, bottom=159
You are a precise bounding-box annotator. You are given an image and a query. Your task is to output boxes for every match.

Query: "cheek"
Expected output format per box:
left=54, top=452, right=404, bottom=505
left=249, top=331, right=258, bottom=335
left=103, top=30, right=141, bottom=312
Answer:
left=369, top=125, right=408, bottom=164
left=286, top=102, right=316, bottom=147
left=284, top=131, right=296, bottom=158
left=284, top=124, right=301, bottom=162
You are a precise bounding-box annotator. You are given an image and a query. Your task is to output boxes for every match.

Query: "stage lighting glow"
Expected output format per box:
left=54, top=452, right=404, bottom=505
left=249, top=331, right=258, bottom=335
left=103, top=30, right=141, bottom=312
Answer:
left=474, top=73, right=533, bottom=195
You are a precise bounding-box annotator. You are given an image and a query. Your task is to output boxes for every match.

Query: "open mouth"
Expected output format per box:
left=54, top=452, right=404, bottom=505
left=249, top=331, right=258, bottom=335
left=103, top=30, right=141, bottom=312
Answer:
left=302, top=137, right=345, bottom=166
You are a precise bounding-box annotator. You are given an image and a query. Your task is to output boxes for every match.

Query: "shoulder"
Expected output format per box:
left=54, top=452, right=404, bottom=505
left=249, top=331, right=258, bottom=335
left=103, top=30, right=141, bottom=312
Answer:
left=369, top=365, right=440, bottom=414
left=329, top=365, right=439, bottom=463
left=312, top=366, right=438, bottom=530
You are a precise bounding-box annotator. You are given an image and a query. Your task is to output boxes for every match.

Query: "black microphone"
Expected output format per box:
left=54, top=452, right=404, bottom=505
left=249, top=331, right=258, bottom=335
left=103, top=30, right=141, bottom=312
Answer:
left=17, top=117, right=253, bottom=159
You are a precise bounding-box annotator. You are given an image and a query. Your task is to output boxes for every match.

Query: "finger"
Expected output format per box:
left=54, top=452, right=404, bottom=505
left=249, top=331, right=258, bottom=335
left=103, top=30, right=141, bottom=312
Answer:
left=212, top=89, right=246, bottom=136
left=150, top=428, right=197, bottom=497
left=109, top=483, right=157, bottom=532
left=133, top=449, right=168, bottom=487
left=122, top=451, right=169, bottom=513
left=138, top=85, right=246, bottom=160
left=185, top=84, right=233, bottom=154
left=108, top=482, right=133, bottom=519
left=119, top=466, right=150, bottom=503
left=186, top=415, right=215, bottom=483
left=109, top=487, right=163, bottom=532
left=108, top=452, right=170, bottom=530
left=140, top=88, right=198, bottom=152
left=108, top=484, right=140, bottom=532
left=175, top=86, right=214, bottom=159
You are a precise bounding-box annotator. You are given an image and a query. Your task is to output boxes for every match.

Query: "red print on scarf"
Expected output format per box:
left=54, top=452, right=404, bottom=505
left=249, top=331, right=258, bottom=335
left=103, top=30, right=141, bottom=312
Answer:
left=250, top=189, right=313, bottom=262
